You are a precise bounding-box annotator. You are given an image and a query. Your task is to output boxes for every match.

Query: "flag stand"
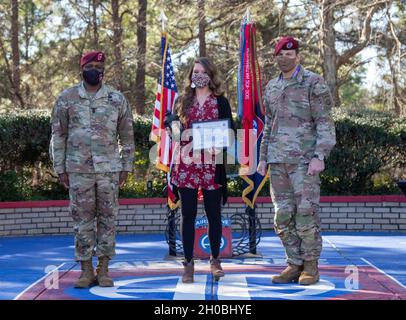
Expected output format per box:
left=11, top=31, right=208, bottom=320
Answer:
left=247, top=205, right=257, bottom=255
left=166, top=205, right=178, bottom=257
left=164, top=205, right=183, bottom=261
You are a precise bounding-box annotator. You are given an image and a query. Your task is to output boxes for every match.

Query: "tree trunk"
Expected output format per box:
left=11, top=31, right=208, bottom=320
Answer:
left=197, top=0, right=206, bottom=57
left=319, top=0, right=339, bottom=107
left=386, top=42, right=401, bottom=116
left=134, top=0, right=147, bottom=114
left=22, top=1, right=35, bottom=107
left=224, top=31, right=230, bottom=99
left=384, top=8, right=405, bottom=116
left=111, top=0, right=123, bottom=91
left=92, top=0, right=99, bottom=48
left=11, top=0, right=23, bottom=108
left=320, top=0, right=387, bottom=108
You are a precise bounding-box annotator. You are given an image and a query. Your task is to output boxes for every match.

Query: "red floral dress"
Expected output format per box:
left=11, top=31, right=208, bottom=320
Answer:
left=171, top=94, right=221, bottom=190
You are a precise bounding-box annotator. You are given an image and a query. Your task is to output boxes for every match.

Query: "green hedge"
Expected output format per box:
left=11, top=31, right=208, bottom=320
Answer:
left=0, top=111, right=52, bottom=169
left=0, top=108, right=405, bottom=201
left=0, top=112, right=153, bottom=171
left=322, top=108, right=406, bottom=195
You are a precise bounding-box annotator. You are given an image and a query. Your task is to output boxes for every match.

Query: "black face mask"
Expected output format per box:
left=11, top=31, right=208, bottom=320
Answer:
left=82, top=68, right=104, bottom=86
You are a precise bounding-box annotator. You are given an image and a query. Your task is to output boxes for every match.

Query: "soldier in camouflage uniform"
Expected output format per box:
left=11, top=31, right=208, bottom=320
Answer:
left=50, top=51, right=135, bottom=288
left=257, top=37, right=336, bottom=285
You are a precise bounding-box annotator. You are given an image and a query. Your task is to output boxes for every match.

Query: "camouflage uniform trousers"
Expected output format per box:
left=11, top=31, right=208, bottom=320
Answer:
left=68, top=172, right=119, bottom=261
left=269, top=162, right=322, bottom=266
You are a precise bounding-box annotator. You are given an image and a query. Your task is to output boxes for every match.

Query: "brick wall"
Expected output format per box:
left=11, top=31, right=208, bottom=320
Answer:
left=0, top=196, right=405, bottom=237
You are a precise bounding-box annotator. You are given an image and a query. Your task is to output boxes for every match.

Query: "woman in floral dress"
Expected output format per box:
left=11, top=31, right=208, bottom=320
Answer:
left=166, top=57, right=234, bottom=283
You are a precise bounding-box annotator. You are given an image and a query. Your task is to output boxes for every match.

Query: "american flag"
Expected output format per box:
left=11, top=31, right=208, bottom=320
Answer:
left=151, top=32, right=179, bottom=209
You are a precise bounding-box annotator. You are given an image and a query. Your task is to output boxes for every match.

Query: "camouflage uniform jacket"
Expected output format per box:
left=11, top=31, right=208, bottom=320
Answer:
left=50, top=82, right=135, bottom=174
left=259, top=65, right=336, bottom=164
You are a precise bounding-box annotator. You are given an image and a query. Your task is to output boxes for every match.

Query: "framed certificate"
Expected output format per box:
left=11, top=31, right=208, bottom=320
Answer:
left=192, top=119, right=231, bottom=150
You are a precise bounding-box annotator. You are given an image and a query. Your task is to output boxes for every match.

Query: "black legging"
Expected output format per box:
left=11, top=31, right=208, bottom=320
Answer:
left=178, top=187, right=223, bottom=262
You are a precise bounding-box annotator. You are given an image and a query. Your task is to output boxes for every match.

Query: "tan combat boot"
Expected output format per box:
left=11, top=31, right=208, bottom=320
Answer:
left=96, top=256, right=114, bottom=287
left=299, top=260, right=320, bottom=285
left=272, top=263, right=303, bottom=284
left=210, top=257, right=225, bottom=281
left=182, top=259, right=194, bottom=283
left=74, top=260, right=96, bottom=288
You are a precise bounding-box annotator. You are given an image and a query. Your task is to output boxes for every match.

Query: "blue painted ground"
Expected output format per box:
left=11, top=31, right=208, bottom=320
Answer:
left=0, top=232, right=405, bottom=300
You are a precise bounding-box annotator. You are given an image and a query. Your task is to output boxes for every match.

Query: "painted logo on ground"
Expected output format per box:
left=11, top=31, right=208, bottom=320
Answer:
left=16, top=261, right=406, bottom=300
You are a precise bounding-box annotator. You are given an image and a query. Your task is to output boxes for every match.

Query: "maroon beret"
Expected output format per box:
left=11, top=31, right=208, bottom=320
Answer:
left=80, top=51, right=105, bottom=68
left=274, top=36, right=299, bottom=56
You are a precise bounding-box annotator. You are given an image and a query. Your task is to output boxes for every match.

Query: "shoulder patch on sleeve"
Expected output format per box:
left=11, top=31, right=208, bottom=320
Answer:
left=312, top=76, right=330, bottom=97
left=59, top=85, right=81, bottom=102
left=108, top=92, right=124, bottom=106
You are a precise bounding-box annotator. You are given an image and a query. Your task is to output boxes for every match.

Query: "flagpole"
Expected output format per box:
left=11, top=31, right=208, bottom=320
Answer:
left=239, top=9, right=263, bottom=257
left=158, top=10, right=179, bottom=258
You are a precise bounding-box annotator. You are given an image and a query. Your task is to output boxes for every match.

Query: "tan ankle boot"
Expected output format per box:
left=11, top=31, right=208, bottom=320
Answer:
left=182, top=259, right=194, bottom=283
left=272, top=263, right=303, bottom=284
left=74, top=260, right=96, bottom=288
left=299, top=260, right=320, bottom=285
left=96, top=256, right=114, bottom=287
left=210, top=257, right=224, bottom=281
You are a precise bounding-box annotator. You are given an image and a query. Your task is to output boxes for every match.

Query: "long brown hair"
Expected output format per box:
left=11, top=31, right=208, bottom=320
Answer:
left=175, top=57, right=224, bottom=125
